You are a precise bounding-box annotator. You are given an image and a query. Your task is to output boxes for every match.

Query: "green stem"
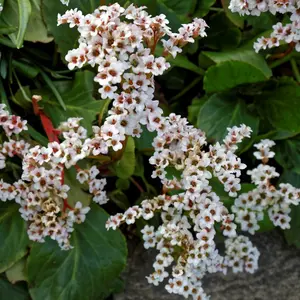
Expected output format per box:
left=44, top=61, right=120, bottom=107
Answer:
left=170, top=76, right=202, bottom=102
left=291, top=58, right=300, bottom=83
left=209, top=7, right=223, bottom=12
left=269, top=52, right=294, bottom=68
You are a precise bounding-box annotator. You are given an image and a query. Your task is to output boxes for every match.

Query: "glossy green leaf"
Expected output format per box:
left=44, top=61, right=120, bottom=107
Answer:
left=165, top=166, right=182, bottom=180
left=12, top=60, right=39, bottom=78
left=6, top=257, right=27, bottom=284
left=197, top=93, right=259, bottom=149
left=27, top=125, right=48, bottom=146
left=36, top=71, right=109, bottom=135
left=203, top=50, right=272, bottom=92
left=109, top=190, right=130, bottom=210
left=24, top=0, right=53, bottom=43
left=0, top=278, right=30, bottom=300
left=204, top=12, right=242, bottom=51
left=188, top=96, right=208, bottom=126
left=274, top=137, right=300, bottom=174
left=284, top=204, right=300, bottom=248
left=0, top=0, right=32, bottom=48
left=0, top=202, right=29, bottom=273
left=255, top=78, right=300, bottom=133
left=151, top=0, right=194, bottom=30
left=64, top=168, right=91, bottom=207
left=116, top=178, right=130, bottom=191
left=0, top=26, right=17, bottom=34
left=257, top=211, right=275, bottom=233
left=170, top=55, right=205, bottom=75
left=194, top=0, right=216, bottom=17
left=42, top=0, right=103, bottom=57
left=27, top=204, right=127, bottom=300
left=114, top=136, right=135, bottom=179
left=210, top=177, right=233, bottom=208
left=11, top=85, right=31, bottom=109
left=221, top=0, right=244, bottom=28
left=134, top=126, right=156, bottom=155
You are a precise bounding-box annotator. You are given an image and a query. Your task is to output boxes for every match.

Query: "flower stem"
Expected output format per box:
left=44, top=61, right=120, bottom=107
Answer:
left=291, top=58, right=300, bottom=83
left=130, top=177, right=145, bottom=193
left=170, top=76, right=202, bottom=102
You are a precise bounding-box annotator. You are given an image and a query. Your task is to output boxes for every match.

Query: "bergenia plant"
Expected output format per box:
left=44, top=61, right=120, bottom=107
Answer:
left=0, top=1, right=300, bottom=300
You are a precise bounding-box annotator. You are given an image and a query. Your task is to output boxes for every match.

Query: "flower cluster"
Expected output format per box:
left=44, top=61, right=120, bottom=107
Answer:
left=229, top=0, right=300, bottom=52
left=106, top=122, right=259, bottom=299
left=58, top=3, right=208, bottom=150
left=232, top=139, right=300, bottom=234
left=0, top=93, right=112, bottom=248
left=0, top=104, right=28, bottom=136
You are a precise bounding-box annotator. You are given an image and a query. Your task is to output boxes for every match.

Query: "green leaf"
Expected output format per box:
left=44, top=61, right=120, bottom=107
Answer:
left=27, top=204, right=127, bottom=300
left=24, top=0, right=53, bottom=43
left=36, top=71, right=109, bottom=135
left=0, top=26, right=17, bottom=34
left=274, top=137, right=300, bottom=174
left=210, top=177, right=233, bottom=208
left=39, top=68, right=66, bottom=111
left=27, top=125, right=48, bottom=146
left=204, top=12, right=242, bottom=51
left=165, top=166, right=182, bottom=180
left=221, top=0, right=244, bottom=28
left=114, top=137, right=135, bottom=179
left=197, top=93, right=259, bottom=149
left=203, top=50, right=272, bottom=92
left=12, top=60, right=39, bottom=78
left=255, top=78, right=300, bottom=133
left=159, top=0, right=196, bottom=15
left=133, top=153, right=145, bottom=177
left=135, top=126, right=155, bottom=155
left=116, top=178, right=130, bottom=191
left=156, top=44, right=205, bottom=75
left=6, top=257, right=27, bottom=284
left=0, top=202, right=29, bottom=273
left=257, top=211, right=275, bottom=233
left=64, top=168, right=91, bottom=207
left=1, top=0, right=32, bottom=48
left=188, top=96, right=208, bottom=126
left=277, top=171, right=300, bottom=246
left=0, top=278, right=30, bottom=300
left=137, top=0, right=195, bottom=31
left=170, top=55, right=205, bottom=75
left=194, top=0, right=216, bottom=17
left=280, top=170, right=300, bottom=187
left=108, top=190, right=130, bottom=210
left=11, top=85, right=32, bottom=109
left=41, top=0, right=102, bottom=57
left=284, top=205, right=300, bottom=248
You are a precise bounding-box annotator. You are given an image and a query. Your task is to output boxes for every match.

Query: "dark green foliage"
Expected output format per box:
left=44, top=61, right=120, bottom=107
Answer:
left=1, top=0, right=300, bottom=299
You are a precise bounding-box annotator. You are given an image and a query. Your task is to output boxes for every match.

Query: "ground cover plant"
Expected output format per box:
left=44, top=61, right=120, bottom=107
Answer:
left=1, top=0, right=300, bottom=299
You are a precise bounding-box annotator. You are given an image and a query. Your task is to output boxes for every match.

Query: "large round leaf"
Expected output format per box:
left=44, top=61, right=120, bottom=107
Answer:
left=27, top=204, right=127, bottom=300
left=0, top=277, right=30, bottom=300
left=255, top=78, right=300, bottom=133
left=0, top=202, right=29, bottom=272
left=203, top=50, right=272, bottom=93
left=197, top=93, right=259, bottom=150
left=274, top=137, right=300, bottom=173
left=204, top=12, right=242, bottom=51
